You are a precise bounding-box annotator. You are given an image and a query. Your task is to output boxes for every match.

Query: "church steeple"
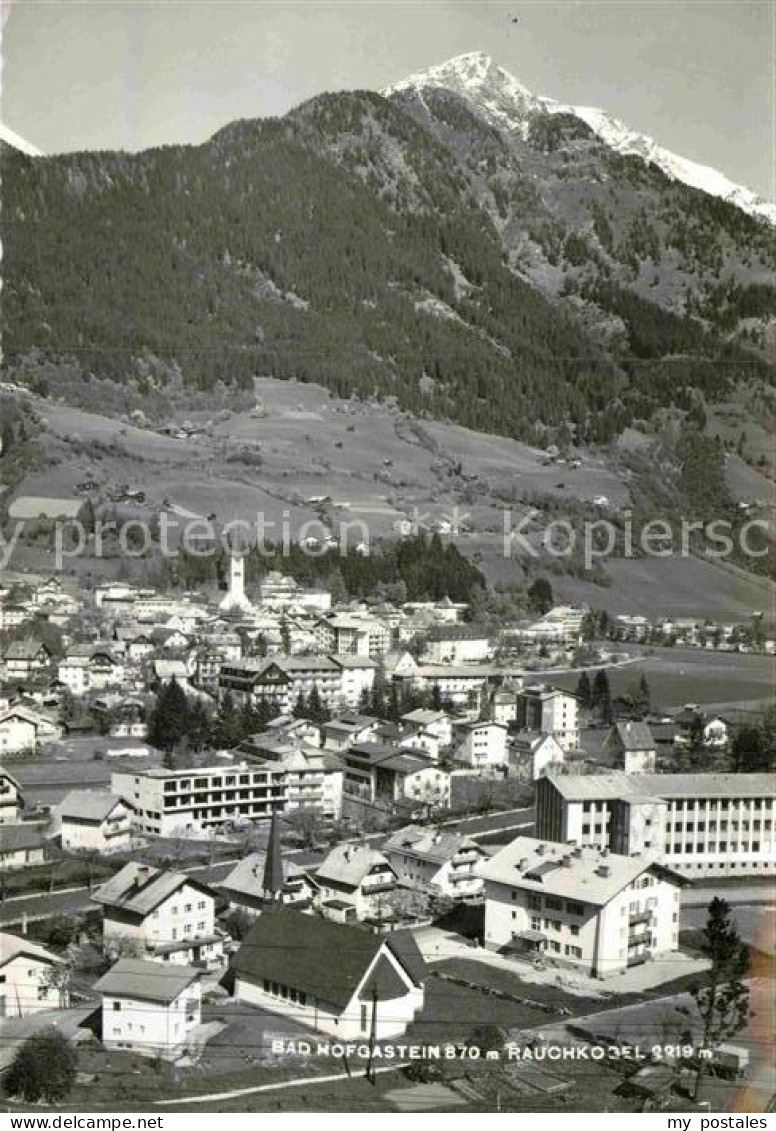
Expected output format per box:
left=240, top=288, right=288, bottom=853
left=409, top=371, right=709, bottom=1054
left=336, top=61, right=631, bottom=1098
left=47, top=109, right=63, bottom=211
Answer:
left=262, top=810, right=285, bottom=899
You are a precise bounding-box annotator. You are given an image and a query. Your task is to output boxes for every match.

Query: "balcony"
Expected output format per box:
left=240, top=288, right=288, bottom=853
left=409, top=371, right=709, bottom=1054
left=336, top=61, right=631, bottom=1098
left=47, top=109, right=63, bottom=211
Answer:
left=628, top=931, right=652, bottom=948
left=628, top=910, right=652, bottom=927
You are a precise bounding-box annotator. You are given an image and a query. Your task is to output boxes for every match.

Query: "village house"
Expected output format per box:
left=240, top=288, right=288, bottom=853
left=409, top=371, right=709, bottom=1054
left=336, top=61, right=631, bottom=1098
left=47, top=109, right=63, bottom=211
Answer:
left=607, top=721, right=657, bottom=774
left=480, top=836, right=687, bottom=978
left=1, top=639, right=52, bottom=682
left=219, top=655, right=343, bottom=714
left=0, top=707, right=40, bottom=755
left=92, top=861, right=226, bottom=968
left=231, top=906, right=425, bottom=1039
left=219, top=819, right=318, bottom=918
left=55, top=790, right=136, bottom=853
left=0, top=823, right=48, bottom=870
left=382, top=825, right=487, bottom=900
left=0, top=932, right=67, bottom=1018
left=401, top=708, right=453, bottom=749
left=336, top=741, right=450, bottom=810
left=516, top=685, right=580, bottom=751
left=0, top=765, right=23, bottom=824
left=94, top=957, right=202, bottom=1057
left=321, top=713, right=380, bottom=752
left=509, top=731, right=565, bottom=781
left=314, top=842, right=399, bottom=922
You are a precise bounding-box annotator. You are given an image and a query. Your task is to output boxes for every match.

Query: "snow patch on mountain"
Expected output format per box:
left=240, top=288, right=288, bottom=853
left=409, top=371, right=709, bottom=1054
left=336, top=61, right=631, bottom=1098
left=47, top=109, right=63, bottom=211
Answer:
left=384, top=52, right=776, bottom=226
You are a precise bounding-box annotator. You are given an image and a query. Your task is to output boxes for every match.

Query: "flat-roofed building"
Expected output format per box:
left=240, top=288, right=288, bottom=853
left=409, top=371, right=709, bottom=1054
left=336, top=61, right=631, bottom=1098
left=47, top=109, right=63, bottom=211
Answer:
left=536, top=772, right=775, bottom=876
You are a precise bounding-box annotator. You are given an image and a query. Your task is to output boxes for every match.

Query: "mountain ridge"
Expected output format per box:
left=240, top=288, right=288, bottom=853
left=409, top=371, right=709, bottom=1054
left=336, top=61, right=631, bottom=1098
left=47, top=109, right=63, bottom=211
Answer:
left=383, top=52, right=776, bottom=226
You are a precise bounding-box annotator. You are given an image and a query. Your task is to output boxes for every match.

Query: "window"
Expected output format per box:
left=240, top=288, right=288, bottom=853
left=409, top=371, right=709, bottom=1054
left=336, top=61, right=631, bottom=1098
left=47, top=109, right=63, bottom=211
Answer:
left=113, top=1002, right=122, bottom=1012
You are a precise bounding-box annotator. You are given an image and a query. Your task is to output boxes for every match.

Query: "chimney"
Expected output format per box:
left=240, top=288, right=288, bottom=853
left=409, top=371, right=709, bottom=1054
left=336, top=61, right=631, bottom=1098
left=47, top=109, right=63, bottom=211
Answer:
left=572, top=846, right=583, bottom=858
left=601, top=847, right=609, bottom=858
left=536, top=844, right=546, bottom=856
left=560, top=854, right=572, bottom=867
left=596, top=864, right=611, bottom=878
left=517, top=857, right=528, bottom=870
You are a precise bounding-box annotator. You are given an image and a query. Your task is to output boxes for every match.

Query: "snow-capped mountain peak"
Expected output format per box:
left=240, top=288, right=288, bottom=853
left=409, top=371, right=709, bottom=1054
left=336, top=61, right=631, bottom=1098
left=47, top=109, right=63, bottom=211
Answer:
left=383, top=55, right=776, bottom=226
left=0, top=122, right=44, bottom=157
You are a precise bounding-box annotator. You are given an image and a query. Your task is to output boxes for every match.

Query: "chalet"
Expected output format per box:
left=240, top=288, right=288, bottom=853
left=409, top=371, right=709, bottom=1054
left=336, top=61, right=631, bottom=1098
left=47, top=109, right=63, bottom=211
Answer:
left=0, top=708, right=39, bottom=755
left=314, top=843, right=398, bottom=922
left=231, top=906, right=425, bottom=1038
left=92, top=862, right=225, bottom=968
left=382, top=825, right=487, bottom=900
left=2, top=640, right=51, bottom=681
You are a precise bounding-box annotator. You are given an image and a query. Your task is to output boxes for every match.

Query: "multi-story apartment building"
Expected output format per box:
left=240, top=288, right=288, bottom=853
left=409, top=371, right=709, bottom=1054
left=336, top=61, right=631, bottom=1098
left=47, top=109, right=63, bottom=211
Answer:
left=422, top=626, right=490, bottom=664
left=516, top=685, right=580, bottom=750
left=480, top=836, right=686, bottom=978
left=536, top=772, right=775, bottom=876
left=56, top=790, right=136, bottom=852
left=112, top=763, right=289, bottom=835
left=219, top=656, right=343, bottom=713
left=315, top=616, right=370, bottom=657
left=452, top=720, right=509, bottom=769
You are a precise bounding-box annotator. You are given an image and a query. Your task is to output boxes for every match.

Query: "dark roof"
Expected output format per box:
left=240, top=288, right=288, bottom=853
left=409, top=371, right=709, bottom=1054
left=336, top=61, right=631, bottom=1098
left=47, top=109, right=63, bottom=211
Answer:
left=0, top=823, right=47, bottom=853
left=231, top=906, right=424, bottom=1010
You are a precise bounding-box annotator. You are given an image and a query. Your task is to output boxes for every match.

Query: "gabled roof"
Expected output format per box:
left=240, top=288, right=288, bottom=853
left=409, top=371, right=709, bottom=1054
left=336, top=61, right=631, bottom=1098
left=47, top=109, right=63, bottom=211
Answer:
left=613, top=721, right=656, bottom=751
left=316, top=843, right=396, bottom=890
left=3, top=639, right=50, bottom=660
left=382, top=824, right=481, bottom=865
left=58, top=790, right=134, bottom=822
left=0, top=931, right=63, bottom=970
left=0, top=823, right=47, bottom=853
left=92, top=861, right=211, bottom=916
left=219, top=851, right=306, bottom=898
left=231, top=906, right=424, bottom=1009
left=94, top=957, right=200, bottom=1003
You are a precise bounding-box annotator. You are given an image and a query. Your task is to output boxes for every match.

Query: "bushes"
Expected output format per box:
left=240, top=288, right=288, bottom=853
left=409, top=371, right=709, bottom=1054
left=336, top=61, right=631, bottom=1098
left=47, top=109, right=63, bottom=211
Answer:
left=5, top=1030, right=77, bottom=1103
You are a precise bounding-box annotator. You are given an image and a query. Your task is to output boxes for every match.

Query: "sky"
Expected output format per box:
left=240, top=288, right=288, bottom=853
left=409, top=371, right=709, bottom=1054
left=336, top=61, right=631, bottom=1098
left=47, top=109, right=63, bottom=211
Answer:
left=1, top=0, right=772, bottom=200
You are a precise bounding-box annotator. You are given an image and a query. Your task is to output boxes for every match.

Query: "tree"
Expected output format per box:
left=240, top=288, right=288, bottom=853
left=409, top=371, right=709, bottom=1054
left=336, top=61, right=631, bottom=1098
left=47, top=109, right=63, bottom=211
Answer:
left=5, top=1030, right=77, bottom=1103
left=691, top=897, right=750, bottom=1100
left=306, top=685, right=330, bottom=724
left=285, top=806, right=325, bottom=849
left=575, top=671, right=592, bottom=710
left=527, top=577, right=553, bottom=615
left=592, top=669, right=613, bottom=723
left=731, top=707, right=776, bottom=772
left=148, top=678, right=191, bottom=753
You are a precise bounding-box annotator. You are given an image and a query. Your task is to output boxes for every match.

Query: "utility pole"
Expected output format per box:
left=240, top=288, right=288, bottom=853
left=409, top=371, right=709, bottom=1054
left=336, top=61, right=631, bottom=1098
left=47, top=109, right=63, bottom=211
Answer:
left=366, top=986, right=378, bottom=1085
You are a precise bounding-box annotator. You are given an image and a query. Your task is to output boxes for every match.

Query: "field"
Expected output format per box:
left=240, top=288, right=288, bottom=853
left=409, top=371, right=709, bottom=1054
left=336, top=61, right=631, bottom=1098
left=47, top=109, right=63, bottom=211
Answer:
left=552, top=645, right=773, bottom=711
left=4, top=376, right=774, bottom=621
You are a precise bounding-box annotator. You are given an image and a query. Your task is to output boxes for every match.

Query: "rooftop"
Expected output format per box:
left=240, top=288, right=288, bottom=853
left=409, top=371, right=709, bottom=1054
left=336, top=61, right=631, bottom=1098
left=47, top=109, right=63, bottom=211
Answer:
left=480, top=836, right=687, bottom=905
left=94, top=957, right=200, bottom=1004
left=546, top=771, right=773, bottom=802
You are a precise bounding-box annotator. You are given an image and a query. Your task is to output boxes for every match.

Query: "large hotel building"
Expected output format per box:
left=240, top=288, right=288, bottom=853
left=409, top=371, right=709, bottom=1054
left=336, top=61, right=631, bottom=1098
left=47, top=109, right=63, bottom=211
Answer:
left=536, top=772, right=775, bottom=877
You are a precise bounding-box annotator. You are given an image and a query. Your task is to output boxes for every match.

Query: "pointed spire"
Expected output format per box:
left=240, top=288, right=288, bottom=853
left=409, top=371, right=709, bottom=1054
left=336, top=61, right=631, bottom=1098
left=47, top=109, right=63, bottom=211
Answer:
left=262, top=810, right=285, bottom=899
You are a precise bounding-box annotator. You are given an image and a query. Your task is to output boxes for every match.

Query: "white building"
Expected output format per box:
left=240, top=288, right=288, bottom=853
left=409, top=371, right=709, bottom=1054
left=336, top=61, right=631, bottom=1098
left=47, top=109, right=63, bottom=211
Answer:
left=401, top=709, right=453, bottom=749
left=92, top=861, right=225, bottom=967
left=0, top=766, right=23, bottom=824
left=56, top=790, right=136, bottom=853
left=219, top=555, right=254, bottom=615
left=382, top=825, right=487, bottom=900
left=94, top=958, right=201, bottom=1057
left=0, top=933, right=66, bottom=1017
left=219, top=656, right=343, bottom=714
left=535, top=772, right=776, bottom=877
left=0, top=709, right=39, bottom=755
left=452, top=720, right=508, bottom=769
left=480, top=836, right=687, bottom=978
left=422, top=627, right=490, bottom=664
left=315, top=843, right=399, bottom=921
left=232, top=906, right=425, bottom=1039
left=509, top=732, right=565, bottom=781
left=517, top=685, right=580, bottom=751
left=606, top=721, right=657, bottom=774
